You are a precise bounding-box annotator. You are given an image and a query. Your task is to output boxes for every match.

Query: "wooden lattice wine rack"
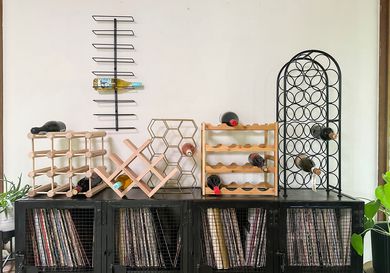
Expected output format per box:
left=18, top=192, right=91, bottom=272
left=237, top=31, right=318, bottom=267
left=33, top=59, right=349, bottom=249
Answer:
left=28, top=131, right=107, bottom=198
left=201, top=123, right=278, bottom=196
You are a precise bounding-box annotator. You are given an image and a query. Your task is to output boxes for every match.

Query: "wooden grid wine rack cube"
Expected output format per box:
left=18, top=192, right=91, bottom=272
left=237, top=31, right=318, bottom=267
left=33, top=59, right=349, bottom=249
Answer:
left=28, top=131, right=107, bottom=198
left=201, top=123, right=278, bottom=196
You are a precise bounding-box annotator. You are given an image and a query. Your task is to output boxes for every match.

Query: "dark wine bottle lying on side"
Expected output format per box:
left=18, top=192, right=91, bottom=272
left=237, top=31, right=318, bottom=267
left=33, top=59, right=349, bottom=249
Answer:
left=310, top=124, right=337, bottom=141
left=30, top=121, right=66, bottom=134
left=248, top=153, right=268, bottom=172
left=294, top=154, right=321, bottom=175
left=220, top=112, right=239, bottom=127
left=72, top=173, right=103, bottom=195
left=207, top=175, right=221, bottom=195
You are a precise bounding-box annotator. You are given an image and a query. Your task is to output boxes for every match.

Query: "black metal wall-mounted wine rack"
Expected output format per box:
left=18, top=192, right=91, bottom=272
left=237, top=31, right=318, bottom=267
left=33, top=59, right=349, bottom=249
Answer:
left=92, top=15, right=137, bottom=131
left=276, top=50, right=342, bottom=197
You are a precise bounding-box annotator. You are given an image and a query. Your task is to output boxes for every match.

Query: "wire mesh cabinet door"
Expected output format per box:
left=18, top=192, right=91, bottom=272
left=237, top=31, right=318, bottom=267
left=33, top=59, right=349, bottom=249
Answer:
left=190, top=200, right=276, bottom=273
left=15, top=198, right=103, bottom=273
left=105, top=200, right=187, bottom=273
left=277, top=201, right=363, bottom=273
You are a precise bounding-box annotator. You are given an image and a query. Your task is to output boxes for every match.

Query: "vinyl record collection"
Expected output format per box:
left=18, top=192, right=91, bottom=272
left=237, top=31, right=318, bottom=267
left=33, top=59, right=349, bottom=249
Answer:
left=27, top=208, right=90, bottom=268
left=116, top=208, right=182, bottom=269
left=201, top=208, right=267, bottom=270
left=287, top=208, right=352, bottom=266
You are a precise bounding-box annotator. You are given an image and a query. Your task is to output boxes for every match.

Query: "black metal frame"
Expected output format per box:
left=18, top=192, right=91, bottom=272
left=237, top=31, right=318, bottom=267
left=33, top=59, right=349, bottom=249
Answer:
left=105, top=199, right=189, bottom=273
left=92, top=15, right=137, bottom=131
left=15, top=189, right=362, bottom=273
left=15, top=198, right=103, bottom=273
left=277, top=50, right=342, bottom=197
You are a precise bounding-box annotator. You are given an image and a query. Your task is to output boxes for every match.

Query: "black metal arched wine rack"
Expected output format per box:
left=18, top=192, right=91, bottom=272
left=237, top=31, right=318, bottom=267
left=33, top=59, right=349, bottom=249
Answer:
left=276, top=50, right=341, bottom=197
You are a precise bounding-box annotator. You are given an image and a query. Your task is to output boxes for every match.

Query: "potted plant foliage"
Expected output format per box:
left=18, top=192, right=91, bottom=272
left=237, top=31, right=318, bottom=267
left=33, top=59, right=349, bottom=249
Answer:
left=0, top=175, right=30, bottom=231
left=351, top=171, right=390, bottom=273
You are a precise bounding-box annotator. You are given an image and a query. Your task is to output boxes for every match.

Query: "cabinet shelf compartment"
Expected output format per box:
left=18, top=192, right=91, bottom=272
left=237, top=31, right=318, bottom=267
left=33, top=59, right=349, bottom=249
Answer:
left=15, top=200, right=102, bottom=273
left=107, top=200, right=186, bottom=273
left=192, top=201, right=274, bottom=273
left=279, top=201, right=363, bottom=273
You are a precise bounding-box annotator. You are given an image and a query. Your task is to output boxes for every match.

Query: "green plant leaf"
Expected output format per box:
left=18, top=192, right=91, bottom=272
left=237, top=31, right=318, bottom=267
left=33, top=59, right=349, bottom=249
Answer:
left=365, top=200, right=380, bottom=219
left=351, top=233, right=364, bottom=256
left=383, top=171, right=390, bottom=184
left=376, top=183, right=390, bottom=210
left=364, top=217, right=375, bottom=230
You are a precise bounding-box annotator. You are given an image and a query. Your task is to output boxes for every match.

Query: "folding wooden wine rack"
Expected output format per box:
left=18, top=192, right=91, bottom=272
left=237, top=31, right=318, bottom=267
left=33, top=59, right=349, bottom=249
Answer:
left=27, top=131, right=108, bottom=198
left=94, top=138, right=179, bottom=198
left=201, top=123, right=278, bottom=196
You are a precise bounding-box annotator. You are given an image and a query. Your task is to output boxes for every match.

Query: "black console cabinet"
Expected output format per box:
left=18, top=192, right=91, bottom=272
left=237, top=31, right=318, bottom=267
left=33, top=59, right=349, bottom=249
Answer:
left=15, top=189, right=363, bottom=273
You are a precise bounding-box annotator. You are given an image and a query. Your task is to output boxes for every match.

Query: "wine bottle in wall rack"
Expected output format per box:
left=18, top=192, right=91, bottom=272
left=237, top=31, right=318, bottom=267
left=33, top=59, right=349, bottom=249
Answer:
left=294, top=154, right=321, bottom=175
left=248, top=153, right=268, bottom=171
left=220, top=112, right=239, bottom=127
left=30, top=121, right=66, bottom=134
left=93, top=78, right=143, bottom=91
left=113, top=174, right=133, bottom=190
left=72, top=173, right=103, bottom=195
left=310, top=124, right=337, bottom=141
left=207, top=175, right=222, bottom=195
left=181, top=143, right=196, bottom=156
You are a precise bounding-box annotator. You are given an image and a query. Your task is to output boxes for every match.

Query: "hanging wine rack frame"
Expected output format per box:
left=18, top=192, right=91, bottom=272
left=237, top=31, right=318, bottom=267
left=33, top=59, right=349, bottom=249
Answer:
left=276, top=49, right=342, bottom=197
left=27, top=131, right=108, bottom=198
left=201, top=122, right=279, bottom=196
left=92, top=15, right=138, bottom=131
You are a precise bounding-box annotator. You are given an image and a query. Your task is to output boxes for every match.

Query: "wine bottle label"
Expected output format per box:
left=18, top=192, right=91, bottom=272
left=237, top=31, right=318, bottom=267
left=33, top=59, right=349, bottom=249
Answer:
left=311, top=173, right=317, bottom=192
left=98, top=78, right=113, bottom=88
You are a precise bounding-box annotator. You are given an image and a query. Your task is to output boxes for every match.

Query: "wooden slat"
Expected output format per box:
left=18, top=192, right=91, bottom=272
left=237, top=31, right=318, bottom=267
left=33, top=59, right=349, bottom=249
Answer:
left=205, top=186, right=275, bottom=195
left=205, top=144, right=275, bottom=152
left=205, top=163, right=275, bottom=174
left=204, top=123, right=277, bottom=131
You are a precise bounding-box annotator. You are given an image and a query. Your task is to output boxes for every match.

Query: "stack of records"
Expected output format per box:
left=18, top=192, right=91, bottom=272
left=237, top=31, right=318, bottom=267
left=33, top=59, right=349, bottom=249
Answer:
left=287, top=208, right=352, bottom=266
left=116, top=208, right=181, bottom=269
left=201, top=208, right=267, bottom=269
left=27, top=208, right=90, bottom=268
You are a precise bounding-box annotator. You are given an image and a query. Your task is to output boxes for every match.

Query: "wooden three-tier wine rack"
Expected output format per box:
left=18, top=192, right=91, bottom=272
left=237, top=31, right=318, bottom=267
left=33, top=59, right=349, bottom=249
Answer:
left=201, top=123, right=278, bottom=196
left=28, top=131, right=107, bottom=198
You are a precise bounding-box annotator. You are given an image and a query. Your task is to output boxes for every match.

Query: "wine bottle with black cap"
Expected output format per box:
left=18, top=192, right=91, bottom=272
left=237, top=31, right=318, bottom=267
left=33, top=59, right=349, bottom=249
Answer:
left=248, top=153, right=268, bottom=171
left=310, top=124, right=337, bottom=141
left=30, top=121, right=66, bottom=134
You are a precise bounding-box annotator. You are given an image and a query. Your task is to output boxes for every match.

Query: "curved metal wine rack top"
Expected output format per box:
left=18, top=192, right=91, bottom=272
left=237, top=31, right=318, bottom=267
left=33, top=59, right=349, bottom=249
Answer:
left=147, top=118, right=198, bottom=191
left=276, top=50, right=341, bottom=197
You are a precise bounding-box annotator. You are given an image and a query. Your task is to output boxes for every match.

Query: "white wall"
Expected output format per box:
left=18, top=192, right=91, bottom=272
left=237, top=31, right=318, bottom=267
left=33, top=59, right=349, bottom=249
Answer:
left=3, top=0, right=379, bottom=260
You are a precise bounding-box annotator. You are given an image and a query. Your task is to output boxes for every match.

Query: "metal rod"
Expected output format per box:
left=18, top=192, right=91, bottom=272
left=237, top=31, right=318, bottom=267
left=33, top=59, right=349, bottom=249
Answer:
left=94, top=127, right=136, bottom=130
left=114, top=18, right=119, bottom=131
left=93, top=114, right=136, bottom=116
left=93, top=99, right=136, bottom=103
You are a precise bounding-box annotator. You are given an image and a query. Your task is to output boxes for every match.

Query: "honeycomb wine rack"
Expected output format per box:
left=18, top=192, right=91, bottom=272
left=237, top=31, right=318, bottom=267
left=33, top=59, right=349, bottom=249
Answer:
left=201, top=123, right=278, bottom=196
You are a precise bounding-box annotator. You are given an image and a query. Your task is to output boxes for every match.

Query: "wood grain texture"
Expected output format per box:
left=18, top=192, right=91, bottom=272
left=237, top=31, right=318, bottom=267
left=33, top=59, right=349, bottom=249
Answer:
left=378, top=0, right=389, bottom=221
left=0, top=0, right=3, bottom=193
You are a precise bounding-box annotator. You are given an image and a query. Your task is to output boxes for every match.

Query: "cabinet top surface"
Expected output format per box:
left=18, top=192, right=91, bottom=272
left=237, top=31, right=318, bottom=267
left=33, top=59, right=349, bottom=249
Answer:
left=17, top=188, right=361, bottom=203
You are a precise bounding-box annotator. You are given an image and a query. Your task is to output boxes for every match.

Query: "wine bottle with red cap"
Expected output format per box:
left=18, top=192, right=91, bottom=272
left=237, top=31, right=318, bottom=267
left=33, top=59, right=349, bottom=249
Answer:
left=207, top=175, right=222, bottom=195
left=72, top=173, right=102, bottom=195
left=220, top=112, right=239, bottom=127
